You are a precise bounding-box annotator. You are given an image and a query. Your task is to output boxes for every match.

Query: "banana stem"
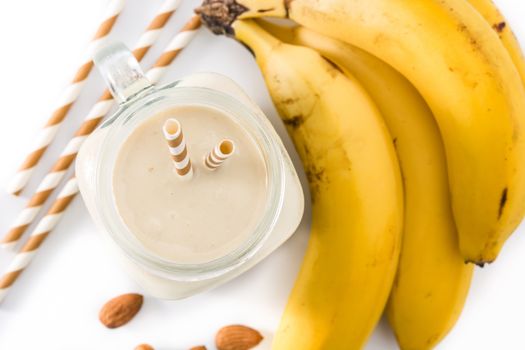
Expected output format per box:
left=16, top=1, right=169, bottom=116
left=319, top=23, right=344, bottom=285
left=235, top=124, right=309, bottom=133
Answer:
left=195, top=0, right=286, bottom=34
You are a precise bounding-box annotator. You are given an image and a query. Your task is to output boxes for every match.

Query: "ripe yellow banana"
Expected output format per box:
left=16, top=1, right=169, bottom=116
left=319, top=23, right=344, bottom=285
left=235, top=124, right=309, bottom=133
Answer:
left=196, top=0, right=525, bottom=264
left=259, top=22, right=474, bottom=349
left=467, top=0, right=525, bottom=84
left=229, top=20, right=404, bottom=349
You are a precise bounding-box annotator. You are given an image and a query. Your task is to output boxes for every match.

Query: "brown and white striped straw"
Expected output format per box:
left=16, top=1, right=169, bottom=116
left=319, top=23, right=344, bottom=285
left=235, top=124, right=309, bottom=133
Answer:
left=163, top=119, right=193, bottom=179
left=145, top=16, right=202, bottom=83
left=6, top=0, right=126, bottom=196
left=204, top=139, right=235, bottom=170
left=0, top=0, right=183, bottom=251
left=0, top=177, right=78, bottom=303
left=0, top=16, right=202, bottom=303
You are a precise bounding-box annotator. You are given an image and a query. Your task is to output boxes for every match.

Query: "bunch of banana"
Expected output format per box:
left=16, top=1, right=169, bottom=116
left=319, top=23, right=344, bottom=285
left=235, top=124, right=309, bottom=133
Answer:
left=195, top=0, right=525, bottom=348
left=197, top=0, right=525, bottom=265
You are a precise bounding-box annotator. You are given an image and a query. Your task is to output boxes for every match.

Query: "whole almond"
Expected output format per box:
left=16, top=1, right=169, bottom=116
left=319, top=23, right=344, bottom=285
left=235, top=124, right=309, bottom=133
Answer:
left=99, top=293, right=143, bottom=329
left=215, top=325, right=263, bottom=350
left=135, top=344, right=154, bottom=350
left=189, top=347, right=207, bottom=350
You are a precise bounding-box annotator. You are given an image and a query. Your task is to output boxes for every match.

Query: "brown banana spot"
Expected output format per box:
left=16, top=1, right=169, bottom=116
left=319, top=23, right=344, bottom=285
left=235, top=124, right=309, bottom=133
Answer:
left=258, top=8, right=275, bottom=13
left=498, top=187, right=508, bottom=219
left=306, top=166, right=326, bottom=203
left=283, top=115, right=304, bottom=129
left=493, top=21, right=506, bottom=33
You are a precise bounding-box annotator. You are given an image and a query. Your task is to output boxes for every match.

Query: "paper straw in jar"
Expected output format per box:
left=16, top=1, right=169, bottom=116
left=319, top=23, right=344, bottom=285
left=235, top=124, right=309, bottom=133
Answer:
left=0, top=0, right=183, bottom=251
left=6, top=0, right=127, bottom=196
left=0, top=16, right=202, bottom=303
left=163, top=119, right=193, bottom=179
left=204, top=139, right=235, bottom=170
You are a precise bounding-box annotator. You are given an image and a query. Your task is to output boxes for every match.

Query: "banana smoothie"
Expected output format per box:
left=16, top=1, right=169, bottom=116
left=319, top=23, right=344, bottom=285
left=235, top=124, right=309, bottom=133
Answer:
left=112, top=105, right=268, bottom=264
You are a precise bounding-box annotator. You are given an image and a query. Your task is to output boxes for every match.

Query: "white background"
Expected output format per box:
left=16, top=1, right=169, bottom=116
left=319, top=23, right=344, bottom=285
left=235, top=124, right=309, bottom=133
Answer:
left=0, top=0, right=524, bottom=349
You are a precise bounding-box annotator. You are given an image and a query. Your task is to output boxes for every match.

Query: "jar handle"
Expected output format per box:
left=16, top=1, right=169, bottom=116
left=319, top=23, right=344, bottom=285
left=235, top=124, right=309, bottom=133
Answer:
left=93, top=41, right=153, bottom=103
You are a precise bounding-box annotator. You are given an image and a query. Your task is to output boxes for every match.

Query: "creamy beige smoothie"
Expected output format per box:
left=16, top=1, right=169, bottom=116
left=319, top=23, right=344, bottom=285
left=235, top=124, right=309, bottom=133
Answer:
left=112, top=105, right=268, bottom=264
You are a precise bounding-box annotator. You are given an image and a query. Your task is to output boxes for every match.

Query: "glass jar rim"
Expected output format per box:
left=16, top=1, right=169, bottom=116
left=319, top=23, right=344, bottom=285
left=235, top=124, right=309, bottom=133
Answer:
left=94, top=84, right=285, bottom=281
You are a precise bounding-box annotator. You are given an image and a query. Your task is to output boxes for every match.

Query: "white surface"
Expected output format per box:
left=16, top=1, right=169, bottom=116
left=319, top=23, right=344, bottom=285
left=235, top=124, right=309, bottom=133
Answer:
left=0, top=0, right=524, bottom=349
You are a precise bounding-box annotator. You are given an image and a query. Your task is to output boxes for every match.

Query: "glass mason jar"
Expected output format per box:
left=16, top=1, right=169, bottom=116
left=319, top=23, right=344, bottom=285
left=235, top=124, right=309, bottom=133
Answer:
left=75, top=42, right=304, bottom=299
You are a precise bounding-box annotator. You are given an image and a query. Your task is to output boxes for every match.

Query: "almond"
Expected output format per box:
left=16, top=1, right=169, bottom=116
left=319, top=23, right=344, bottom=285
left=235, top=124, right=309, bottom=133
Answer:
left=99, top=293, right=143, bottom=329
left=135, top=344, right=154, bottom=350
left=215, top=325, right=263, bottom=350
left=189, top=346, right=207, bottom=350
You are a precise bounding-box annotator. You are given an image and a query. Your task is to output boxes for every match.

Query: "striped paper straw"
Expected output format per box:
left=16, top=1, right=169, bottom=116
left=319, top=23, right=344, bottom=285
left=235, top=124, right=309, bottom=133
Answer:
left=204, top=139, right=235, bottom=170
left=0, top=16, right=202, bottom=303
left=6, top=0, right=126, bottom=196
left=145, top=16, right=202, bottom=83
left=163, top=119, right=193, bottom=179
left=0, top=177, right=78, bottom=303
left=0, top=0, right=182, bottom=251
